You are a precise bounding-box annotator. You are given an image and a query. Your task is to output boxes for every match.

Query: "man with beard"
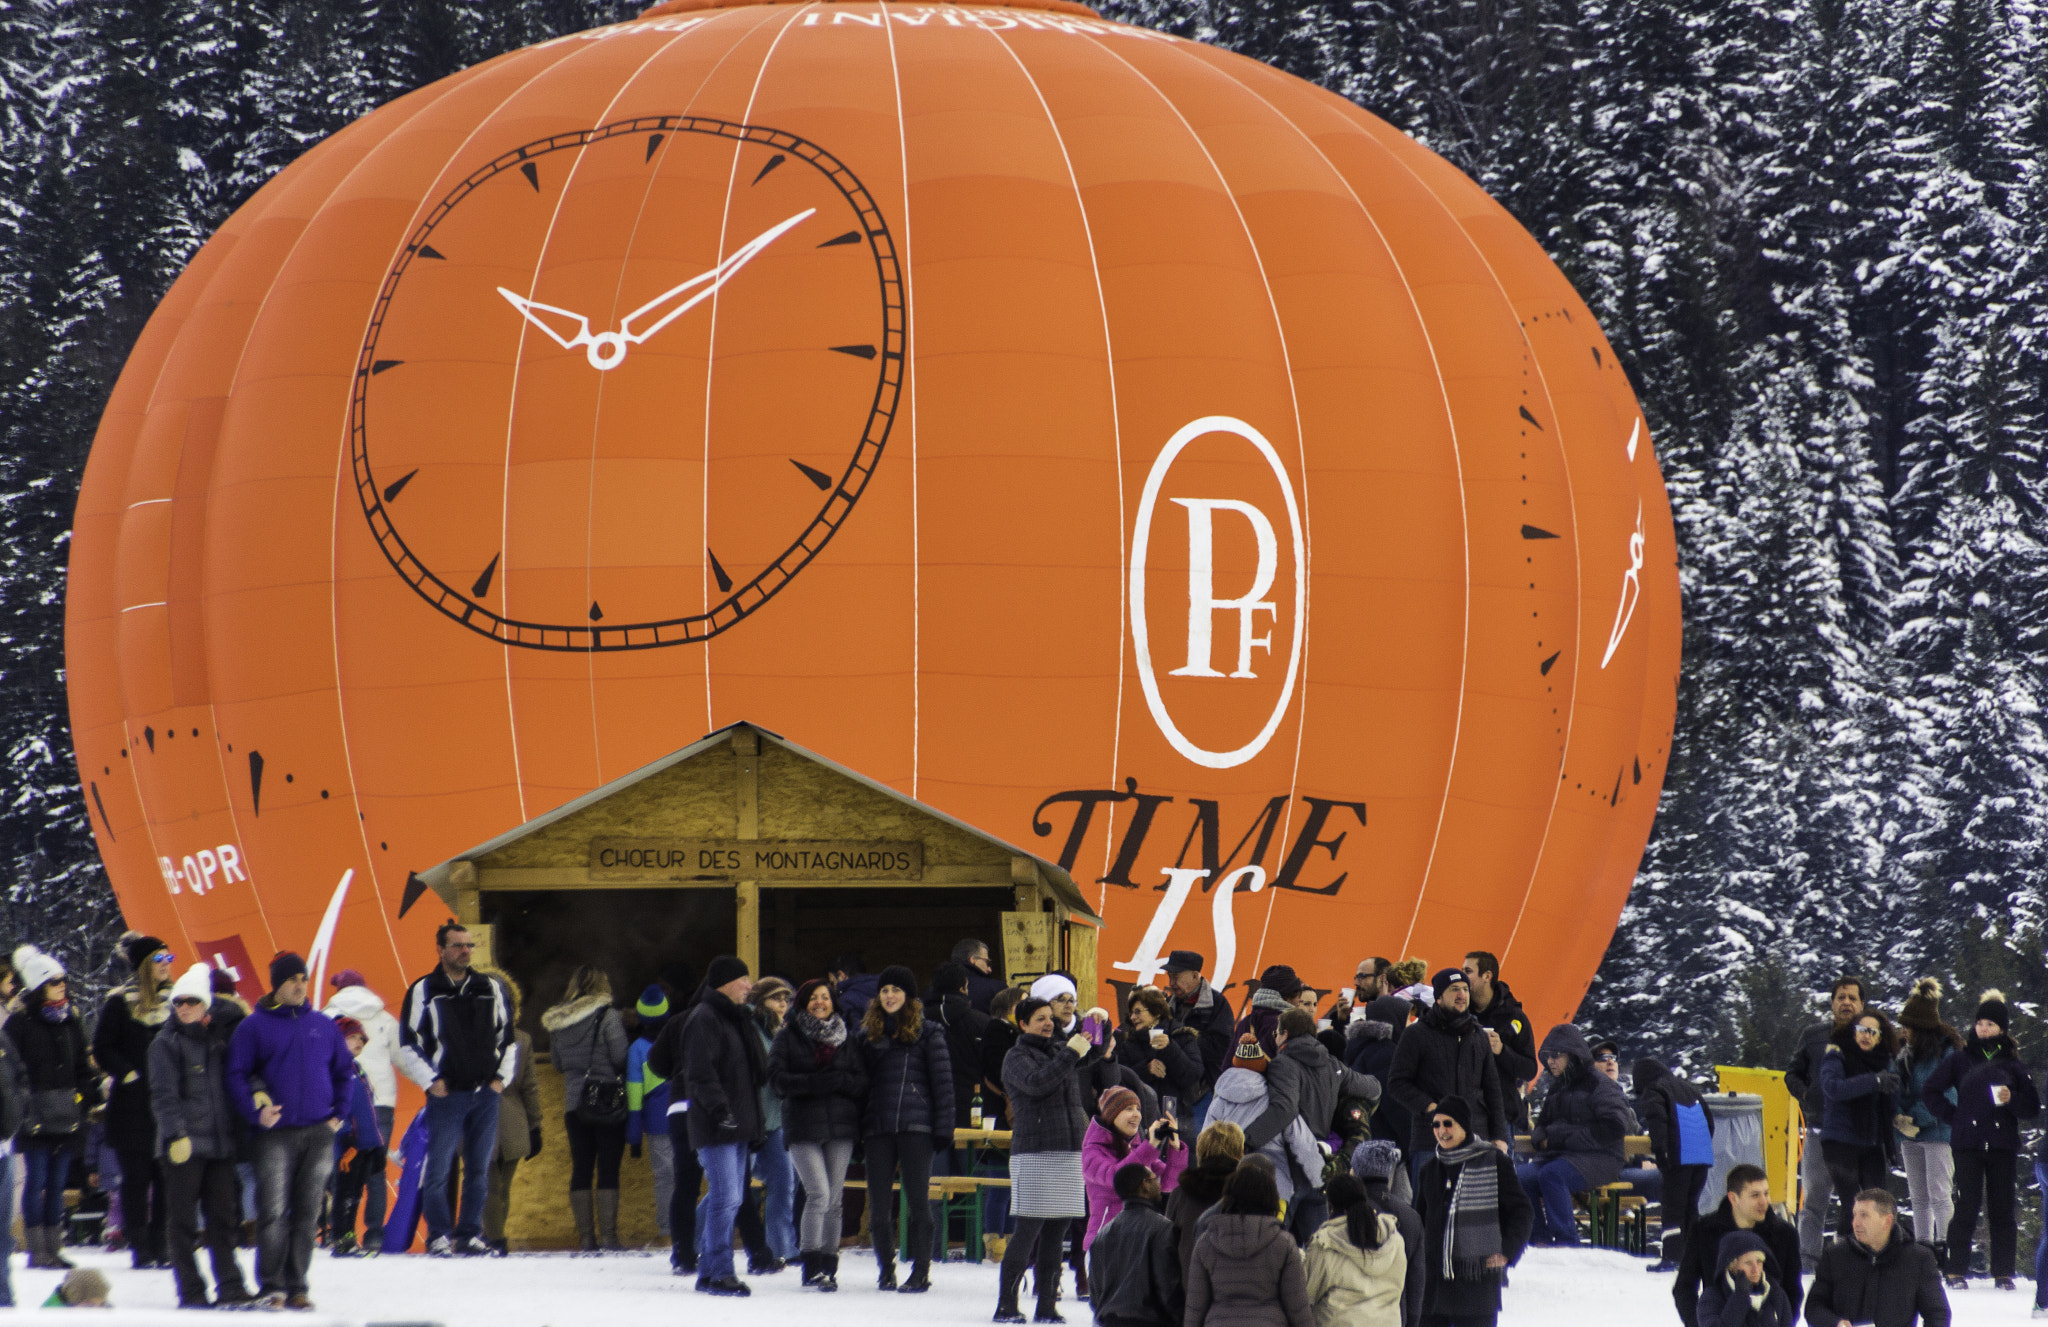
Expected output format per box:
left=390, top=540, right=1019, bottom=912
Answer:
left=1463, top=951, right=1539, bottom=1131
left=1385, top=968, right=1511, bottom=1186
left=1783, top=976, right=1867, bottom=1272
left=1164, top=952, right=1234, bottom=1126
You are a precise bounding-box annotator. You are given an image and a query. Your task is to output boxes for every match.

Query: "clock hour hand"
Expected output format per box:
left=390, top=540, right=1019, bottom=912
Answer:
left=617, top=208, right=816, bottom=347
left=496, top=288, right=596, bottom=353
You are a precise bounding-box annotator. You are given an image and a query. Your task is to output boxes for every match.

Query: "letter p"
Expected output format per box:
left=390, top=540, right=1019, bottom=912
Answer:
left=1169, top=498, right=1278, bottom=679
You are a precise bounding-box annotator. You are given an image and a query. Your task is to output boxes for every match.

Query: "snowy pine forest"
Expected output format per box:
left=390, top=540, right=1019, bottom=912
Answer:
left=2, top=0, right=2045, bottom=1067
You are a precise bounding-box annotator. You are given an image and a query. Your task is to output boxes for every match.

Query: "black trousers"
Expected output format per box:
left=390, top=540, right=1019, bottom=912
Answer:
left=1659, top=1163, right=1710, bottom=1260
left=1820, top=1141, right=1887, bottom=1245
left=864, top=1131, right=934, bottom=1267
left=116, top=1143, right=167, bottom=1265
left=331, top=1144, right=387, bottom=1242
left=999, top=1215, right=1069, bottom=1313
left=563, top=1113, right=625, bottom=1192
left=166, top=1156, right=247, bottom=1305
left=664, top=1113, right=768, bottom=1266
left=1948, top=1147, right=2018, bottom=1278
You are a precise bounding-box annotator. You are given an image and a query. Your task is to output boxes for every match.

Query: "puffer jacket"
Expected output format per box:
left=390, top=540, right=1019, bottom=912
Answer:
left=542, top=995, right=628, bottom=1111
left=1083, top=1116, right=1189, bottom=1249
left=1924, top=1032, right=2040, bottom=1151
left=1169, top=1156, right=1237, bottom=1281
left=1892, top=1036, right=1958, bottom=1146
left=1186, top=1212, right=1316, bottom=1327
left=322, top=984, right=401, bottom=1109
left=1385, top=1001, right=1511, bottom=1155
left=855, top=1008, right=954, bottom=1139
left=1004, top=1031, right=1088, bottom=1155
left=1205, top=1066, right=1324, bottom=1203
left=1302, top=1212, right=1405, bottom=1327
left=147, top=1011, right=240, bottom=1161
left=1528, top=1024, right=1631, bottom=1188
left=94, top=986, right=171, bottom=1154
left=771, top=1013, right=867, bottom=1144
left=1817, top=1027, right=1897, bottom=1150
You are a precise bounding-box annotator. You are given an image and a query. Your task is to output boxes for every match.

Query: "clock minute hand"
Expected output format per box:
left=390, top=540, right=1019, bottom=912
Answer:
left=496, top=288, right=596, bottom=353
left=617, top=208, right=817, bottom=347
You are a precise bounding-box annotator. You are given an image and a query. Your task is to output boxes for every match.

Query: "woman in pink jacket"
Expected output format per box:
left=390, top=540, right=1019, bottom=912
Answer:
left=1083, top=1085, right=1187, bottom=1249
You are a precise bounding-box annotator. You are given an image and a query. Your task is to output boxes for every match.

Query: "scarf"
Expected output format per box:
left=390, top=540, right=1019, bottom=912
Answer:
left=1436, top=1140, right=1502, bottom=1281
left=38, top=998, right=67, bottom=1024
left=796, top=1009, right=847, bottom=1052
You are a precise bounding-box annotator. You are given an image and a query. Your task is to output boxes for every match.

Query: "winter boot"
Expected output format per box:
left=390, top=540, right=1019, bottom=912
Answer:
left=570, top=1191, right=598, bottom=1253
left=877, top=1254, right=898, bottom=1290
left=798, top=1252, right=818, bottom=1286
left=22, top=1227, right=46, bottom=1269
left=671, top=1237, right=697, bottom=1276
left=596, top=1189, right=624, bottom=1251
left=901, top=1259, right=932, bottom=1293
left=44, top=1226, right=75, bottom=1270
left=994, top=1282, right=1027, bottom=1322
left=818, top=1253, right=839, bottom=1293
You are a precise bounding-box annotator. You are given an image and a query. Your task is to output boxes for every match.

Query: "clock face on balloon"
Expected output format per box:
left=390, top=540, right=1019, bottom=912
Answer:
left=350, top=117, right=904, bottom=650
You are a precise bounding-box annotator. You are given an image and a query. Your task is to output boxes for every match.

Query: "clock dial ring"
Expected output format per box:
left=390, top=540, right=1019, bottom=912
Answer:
left=349, top=115, right=905, bottom=652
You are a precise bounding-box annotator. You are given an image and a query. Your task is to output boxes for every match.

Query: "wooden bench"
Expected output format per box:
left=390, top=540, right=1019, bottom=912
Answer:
left=845, top=1176, right=1013, bottom=1262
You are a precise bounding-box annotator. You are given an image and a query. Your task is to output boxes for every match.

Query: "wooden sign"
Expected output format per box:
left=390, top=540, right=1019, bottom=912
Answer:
left=589, top=839, right=921, bottom=881
left=1002, top=911, right=1055, bottom=983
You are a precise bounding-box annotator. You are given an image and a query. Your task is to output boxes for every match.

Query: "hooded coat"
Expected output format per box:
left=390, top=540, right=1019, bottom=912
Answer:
left=1698, top=1230, right=1794, bottom=1327
left=1083, top=1116, right=1190, bottom=1249
left=1527, top=1025, right=1631, bottom=1188
left=1302, top=1211, right=1405, bottom=1327
left=1204, top=1066, right=1325, bottom=1202
left=1923, top=1031, right=2040, bottom=1151
left=1816, top=1025, right=1898, bottom=1150
left=1185, top=1212, right=1317, bottom=1327
left=855, top=1008, right=954, bottom=1138
left=769, top=1013, right=869, bottom=1144
left=1674, top=1194, right=1805, bottom=1327
left=1802, top=1222, right=1950, bottom=1327
left=147, top=1009, right=241, bottom=1161
left=322, top=984, right=401, bottom=1109
left=1385, top=1001, right=1511, bottom=1154
left=1246, top=1034, right=1381, bottom=1153
left=1468, top=980, right=1539, bottom=1130
left=542, top=993, right=627, bottom=1113
left=1358, top=1178, right=1423, bottom=1327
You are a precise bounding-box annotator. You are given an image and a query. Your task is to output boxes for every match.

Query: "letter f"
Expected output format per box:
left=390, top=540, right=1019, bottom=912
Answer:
left=1170, top=499, right=1278, bottom=678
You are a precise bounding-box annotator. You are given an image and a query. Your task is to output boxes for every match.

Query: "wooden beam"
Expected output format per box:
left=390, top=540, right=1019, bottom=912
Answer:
left=736, top=880, right=760, bottom=977
left=450, top=860, right=480, bottom=924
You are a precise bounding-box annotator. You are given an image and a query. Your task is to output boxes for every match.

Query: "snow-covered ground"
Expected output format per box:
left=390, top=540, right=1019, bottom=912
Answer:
left=3, top=1243, right=2035, bottom=1324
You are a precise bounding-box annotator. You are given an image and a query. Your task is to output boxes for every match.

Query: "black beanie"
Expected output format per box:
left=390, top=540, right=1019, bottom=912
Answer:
left=269, top=951, right=308, bottom=990
left=1432, top=967, right=1470, bottom=1000
left=877, top=965, right=918, bottom=999
left=1976, top=989, right=2011, bottom=1034
left=704, top=955, right=749, bottom=992
left=1258, top=965, right=1303, bottom=999
left=1430, top=1094, right=1475, bottom=1138
left=122, top=933, right=168, bottom=972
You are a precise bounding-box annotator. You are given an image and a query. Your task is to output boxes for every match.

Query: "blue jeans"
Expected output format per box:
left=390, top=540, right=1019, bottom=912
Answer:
left=0, top=1153, right=14, bottom=1306
left=754, top=1128, right=798, bottom=1260
left=696, top=1142, right=748, bottom=1280
left=422, top=1089, right=499, bottom=1242
left=1517, top=1158, right=1589, bottom=1246
left=21, top=1140, right=70, bottom=1228
left=2033, top=1160, right=2048, bottom=1305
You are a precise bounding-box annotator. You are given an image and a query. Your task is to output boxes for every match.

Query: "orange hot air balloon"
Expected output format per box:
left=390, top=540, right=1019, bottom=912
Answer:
left=65, top=0, right=1677, bottom=1035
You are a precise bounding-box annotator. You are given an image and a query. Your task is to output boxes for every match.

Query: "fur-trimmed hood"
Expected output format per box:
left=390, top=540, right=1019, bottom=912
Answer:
left=541, top=992, right=613, bottom=1032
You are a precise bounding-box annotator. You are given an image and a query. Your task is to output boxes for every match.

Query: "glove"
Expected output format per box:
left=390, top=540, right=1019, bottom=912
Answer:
left=1315, top=1139, right=1333, bottom=1161
left=529, top=1128, right=543, bottom=1157
left=251, top=1091, right=274, bottom=1111
left=1894, top=1114, right=1920, bottom=1139
left=630, top=1142, right=642, bottom=1160
left=167, top=1136, right=192, bottom=1165
left=1874, top=1072, right=1901, bottom=1094
left=121, top=1070, right=139, bottom=1085
left=1066, top=1034, right=1092, bottom=1057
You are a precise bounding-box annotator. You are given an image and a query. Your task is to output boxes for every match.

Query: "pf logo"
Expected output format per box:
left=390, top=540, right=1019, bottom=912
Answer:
left=1130, top=416, right=1307, bottom=769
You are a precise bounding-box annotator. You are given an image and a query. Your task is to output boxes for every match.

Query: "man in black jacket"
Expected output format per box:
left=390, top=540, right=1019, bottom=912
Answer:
left=1804, top=1188, right=1949, bottom=1327
left=395, top=922, right=516, bottom=1257
left=1674, top=1164, right=1802, bottom=1326
left=1247, top=1009, right=1381, bottom=1240
left=1164, top=951, right=1234, bottom=1123
left=1784, top=975, right=1865, bottom=1271
left=1386, top=968, right=1511, bottom=1184
left=1463, top=951, right=1539, bottom=1130
left=665, top=955, right=764, bottom=1297
left=1088, top=1164, right=1183, bottom=1327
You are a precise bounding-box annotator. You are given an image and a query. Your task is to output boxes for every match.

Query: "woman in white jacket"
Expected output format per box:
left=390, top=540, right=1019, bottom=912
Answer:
left=1303, top=1175, right=1405, bottom=1327
left=324, top=970, right=402, bottom=1252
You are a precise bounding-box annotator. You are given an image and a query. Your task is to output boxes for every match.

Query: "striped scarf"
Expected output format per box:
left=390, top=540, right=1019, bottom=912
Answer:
left=1436, top=1140, right=1502, bottom=1281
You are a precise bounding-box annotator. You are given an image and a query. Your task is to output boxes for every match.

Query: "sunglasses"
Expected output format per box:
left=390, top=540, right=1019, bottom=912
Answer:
left=1595, top=1053, right=1619, bottom=1062
left=153, top=952, right=177, bottom=964
left=1431, top=1119, right=1461, bottom=1130
left=172, top=996, right=203, bottom=1007
left=1853, top=1025, right=1881, bottom=1038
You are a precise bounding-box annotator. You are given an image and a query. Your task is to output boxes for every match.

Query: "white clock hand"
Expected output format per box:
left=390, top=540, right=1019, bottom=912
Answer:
left=616, top=208, right=816, bottom=348
left=495, top=289, right=596, bottom=354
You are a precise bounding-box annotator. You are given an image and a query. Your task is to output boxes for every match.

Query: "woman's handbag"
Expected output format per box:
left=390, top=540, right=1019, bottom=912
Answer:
left=573, top=1011, right=629, bottom=1125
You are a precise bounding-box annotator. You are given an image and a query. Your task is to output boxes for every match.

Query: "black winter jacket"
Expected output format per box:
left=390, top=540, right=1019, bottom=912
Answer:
left=1784, top=1021, right=1842, bottom=1125
left=1924, top=1033, right=2040, bottom=1151
left=7, top=1000, right=99, bottom=1139
left=1090, top=1196, right=1184, bottom=1327
left=1802, top=1225, right=1949, bottom=1327
left=396, top=966, right=516, bottom=1094
left=660, top=990, right=766, bottom=1150
left=768, top=1016, right=868, bottom=1144
left=929, top=994, right=989, bottom=1129
left=0, top=1028, right=25, bottom=1141
left=1168, top=1156, right=1236, bottom=1282
left=1385, top=1003, right=1511, bottom=1153
left=1675, top=1197, right=1804, bottom=1326
left=1345, top=1011, right=1410, bottom=1147
left=1004, top=1031, right=1089, bottom=1155
left=855, top=1011, right=954, bottom=1139
left=148, top=1012, right=240, bottom=1161
left=1115, top=1022, right=1204, bottom=1110
left=1635, top=1059, right=1714, bottom=1172
left=1469, top=980, right=1539, bottom=1130
left=94, top=987, right=170, bottom=1154
left=1244, top=1034, right=1380, bottom=1152
left=982, top=1018, right=1020, bottom=1128
left=1414, top=1148, right=1533, bottom=1321
left=1528, top=1024, right=1631, bottom=1188
left=1700, top=1267, right=1793, bottom=1327
left=1168, top=980, right=1237, bottom=1097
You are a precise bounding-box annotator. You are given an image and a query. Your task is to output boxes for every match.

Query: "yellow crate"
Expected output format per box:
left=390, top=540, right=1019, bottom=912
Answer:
left=1715, top=1066, right=1801, bottom=1207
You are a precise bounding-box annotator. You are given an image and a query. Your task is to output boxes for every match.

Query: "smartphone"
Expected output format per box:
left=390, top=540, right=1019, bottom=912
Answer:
left=1083, top=1013, right=1108, bottom=1045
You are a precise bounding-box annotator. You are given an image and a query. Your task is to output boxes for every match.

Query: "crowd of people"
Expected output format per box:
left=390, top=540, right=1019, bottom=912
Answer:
left=0, top=926, right=2009, bottom=1325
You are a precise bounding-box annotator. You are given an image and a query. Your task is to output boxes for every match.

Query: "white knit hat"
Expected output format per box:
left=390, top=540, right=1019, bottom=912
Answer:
left=169, top=963, right=214, bottom=1005
left=11, top=945, right=62, bottom=992
left=1029, top=973, right=1078, bottom=1003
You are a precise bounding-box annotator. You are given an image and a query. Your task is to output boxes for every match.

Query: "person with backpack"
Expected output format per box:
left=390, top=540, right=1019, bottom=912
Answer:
left=93, top=932, right=176, bottom=1271
left=1924, top=989, right=2039, bottom=1290
left=7, top=945, right=99, bottom=1270
left=1891, top=978, right=1961, bottom=1252
left=1247, top=1007, right=1380, bottom=1243
left=1303, top=1173, right=1406, bottom=1327
left=543, top=964, right=629, bottom=1253
left=1205, top=1034, right=1331, bottom=1221
left=1635, top=1057, right=1716, bottom=1271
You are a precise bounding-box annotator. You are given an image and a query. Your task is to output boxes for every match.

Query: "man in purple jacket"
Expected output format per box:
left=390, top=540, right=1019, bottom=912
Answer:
left=227, top=952, right=355, bottom=1311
